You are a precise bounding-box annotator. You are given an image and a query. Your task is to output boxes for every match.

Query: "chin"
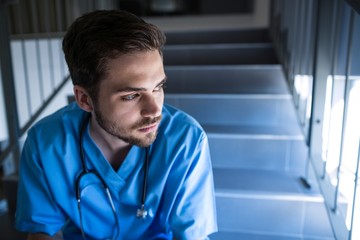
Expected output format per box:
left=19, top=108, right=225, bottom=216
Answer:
left=127, top=131, right=158, bottom=148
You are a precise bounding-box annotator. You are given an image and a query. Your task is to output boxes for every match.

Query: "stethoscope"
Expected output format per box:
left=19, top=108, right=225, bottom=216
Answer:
left=75, top=115, right=150, bottom=240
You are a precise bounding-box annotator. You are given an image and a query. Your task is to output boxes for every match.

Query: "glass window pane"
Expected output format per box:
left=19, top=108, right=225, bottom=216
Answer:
left=338, top=12, right=360, bottom=235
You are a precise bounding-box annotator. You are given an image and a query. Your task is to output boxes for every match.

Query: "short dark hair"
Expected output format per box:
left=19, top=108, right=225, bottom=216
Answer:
left=62, top=10, right=166, bottom=99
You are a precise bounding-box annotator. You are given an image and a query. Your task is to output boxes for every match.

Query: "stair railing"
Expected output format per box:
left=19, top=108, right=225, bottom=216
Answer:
left=270, top=0, right=360, bottom=239
left=0, top=0, right=118, bottom=176
left=0, top=0, right=25, bottom=175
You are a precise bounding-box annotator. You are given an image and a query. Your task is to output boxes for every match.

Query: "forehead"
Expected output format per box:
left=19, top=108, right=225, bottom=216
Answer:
left=102, top=50, right=164, bottom=87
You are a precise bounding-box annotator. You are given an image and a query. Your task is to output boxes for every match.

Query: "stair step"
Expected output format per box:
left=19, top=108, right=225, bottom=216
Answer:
left=209, top=231, right=335, bottom=240
left=213, top=169, right=334, bottom=239
left=213, top=169, right=315, bottom=194
left=163, top=43, right=278, bottom=65
left=203, top=124, right=303, bottom=138
left=165, top=28, right=271, bottom=45
left=165, top=65, right=289, bottom=94
left=208, top=136, right=307, bottom=172
left=165, top=94, right=298, bottom=126
left=205, top=125, right=307, bottom=172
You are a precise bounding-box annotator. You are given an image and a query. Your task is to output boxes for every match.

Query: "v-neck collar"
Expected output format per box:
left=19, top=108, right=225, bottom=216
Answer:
left=82, top=121, right=145, bottom=194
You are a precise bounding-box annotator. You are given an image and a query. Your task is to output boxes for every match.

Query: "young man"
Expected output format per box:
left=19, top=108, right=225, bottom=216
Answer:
left=15, top=10, right=217, bottom=240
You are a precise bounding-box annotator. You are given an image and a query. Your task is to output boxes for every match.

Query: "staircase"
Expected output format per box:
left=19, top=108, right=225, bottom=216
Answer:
left=163, top=28, right=335, bottom=239
left=1, top=27, right=336, bottom=239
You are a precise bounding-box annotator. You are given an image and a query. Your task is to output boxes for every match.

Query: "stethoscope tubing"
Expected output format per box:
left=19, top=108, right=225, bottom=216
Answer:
left=75, top=114, right=150, bottom=239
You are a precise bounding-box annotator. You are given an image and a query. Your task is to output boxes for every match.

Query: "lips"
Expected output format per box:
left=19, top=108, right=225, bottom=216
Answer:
left=138, top=122, right=159, bottom=133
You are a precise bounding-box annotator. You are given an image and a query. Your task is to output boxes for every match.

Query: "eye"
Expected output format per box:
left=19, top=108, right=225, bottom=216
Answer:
left=154, top=83, right=166, bottom=92
left=122, top=93, right=139, bottom=101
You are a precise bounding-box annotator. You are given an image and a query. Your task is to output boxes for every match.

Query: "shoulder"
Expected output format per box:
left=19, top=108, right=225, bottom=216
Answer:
left=27, top=102, right=88, bottom=144
left=22, top=102, right=88, bottom=177
left=155, top=104, right=208, bottom=159
left=160, top=104, right=206, bottom=141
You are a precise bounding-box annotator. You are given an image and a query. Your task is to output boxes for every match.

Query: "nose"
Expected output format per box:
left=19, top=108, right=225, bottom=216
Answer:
left=141, top=93, right=163, bottom=118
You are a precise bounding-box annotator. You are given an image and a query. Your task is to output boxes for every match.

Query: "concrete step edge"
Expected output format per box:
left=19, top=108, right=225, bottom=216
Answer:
left=215, top=190, right=324, bottom=202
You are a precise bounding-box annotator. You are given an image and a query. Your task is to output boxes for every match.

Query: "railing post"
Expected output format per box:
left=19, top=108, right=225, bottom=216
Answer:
left=0, top=0, right=21, bottom=174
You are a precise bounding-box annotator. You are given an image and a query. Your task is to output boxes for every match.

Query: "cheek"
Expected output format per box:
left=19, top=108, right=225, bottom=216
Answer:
left=112, top=109, right=137, bottom=124
left=157, top=91, right=165, bottom=104
left=96, top=100, right=132, bottom=123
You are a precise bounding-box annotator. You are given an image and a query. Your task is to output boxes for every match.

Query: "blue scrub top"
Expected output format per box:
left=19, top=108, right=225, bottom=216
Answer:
left=15, top=103, right=217, bottom=240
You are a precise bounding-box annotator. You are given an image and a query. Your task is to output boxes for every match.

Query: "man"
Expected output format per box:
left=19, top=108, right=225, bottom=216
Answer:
left=15, top=10, right=217, bottom=240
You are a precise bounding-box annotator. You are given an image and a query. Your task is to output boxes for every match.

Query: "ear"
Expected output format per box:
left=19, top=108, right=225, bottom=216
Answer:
left=73, top=85, right=94, bottom=112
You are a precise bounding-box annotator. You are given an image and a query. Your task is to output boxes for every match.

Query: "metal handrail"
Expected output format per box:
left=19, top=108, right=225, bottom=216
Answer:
left=270, top=0, right=360, bottom=239
left=0, top=1, right=21, bottom=171
left=0, top=75, right=70, bottom=165
left=0, top=0, right=118, bottom=174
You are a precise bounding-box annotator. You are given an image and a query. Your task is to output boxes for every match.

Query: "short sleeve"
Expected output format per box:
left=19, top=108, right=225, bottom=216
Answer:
left=15, top=130, right=66, bottom=235
left=169, top=133, right=218, bottom=240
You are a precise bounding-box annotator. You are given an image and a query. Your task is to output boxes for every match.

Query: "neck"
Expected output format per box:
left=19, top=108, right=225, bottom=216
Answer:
left=89, top=116, right=131, bottom=171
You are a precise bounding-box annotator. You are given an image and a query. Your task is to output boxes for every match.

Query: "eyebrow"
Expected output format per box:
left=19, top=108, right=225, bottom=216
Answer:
left=116, top=76, right=167, bottom=93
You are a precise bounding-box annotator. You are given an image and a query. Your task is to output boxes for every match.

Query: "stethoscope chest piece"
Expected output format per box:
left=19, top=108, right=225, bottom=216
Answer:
left=77, top=114, right=151, bottom=239
left=136, top=204, right=148, bottom=219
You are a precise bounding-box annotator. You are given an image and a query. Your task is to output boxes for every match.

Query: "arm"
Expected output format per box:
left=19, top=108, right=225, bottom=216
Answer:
left=27, top=231, right=63, bottom=240
left=169, top=133, right=218, bottom=239
left=16, top=131, right=67, bottom=236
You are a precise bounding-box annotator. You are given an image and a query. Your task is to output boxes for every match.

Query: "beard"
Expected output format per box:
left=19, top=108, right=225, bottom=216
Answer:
left=93, top=106, right=162, bottom=148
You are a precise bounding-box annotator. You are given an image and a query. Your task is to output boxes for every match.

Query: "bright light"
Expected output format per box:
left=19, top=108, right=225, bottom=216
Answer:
left=323, top=75, right=346, bottom=180
left=294, top=74, right=312, bottom=100
left=340, top=77, right=360, bottom=232
left=294, top=74, right=313, bottom=129
left=322, top=75, right=333, bottom=161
